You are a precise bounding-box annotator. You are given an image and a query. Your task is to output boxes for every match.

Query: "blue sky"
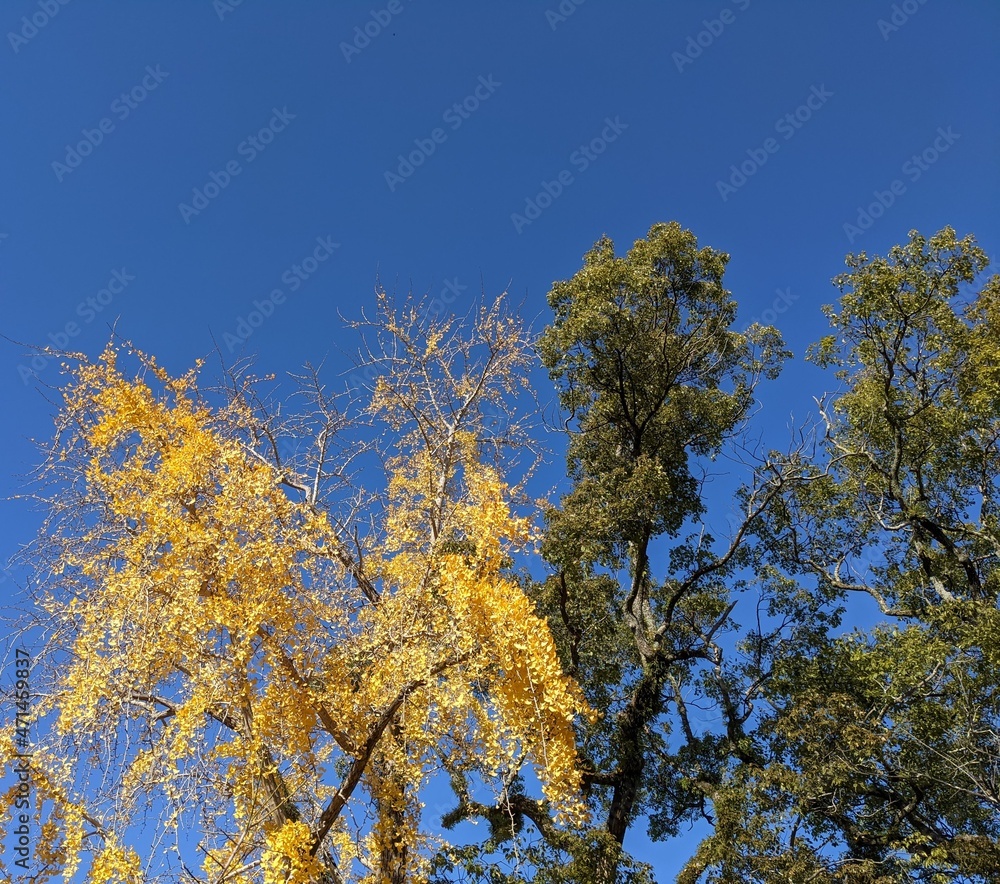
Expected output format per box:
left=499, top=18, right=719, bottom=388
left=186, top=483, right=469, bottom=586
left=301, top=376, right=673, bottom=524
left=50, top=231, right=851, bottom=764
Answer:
left=2, top=1, right=999, bottom=879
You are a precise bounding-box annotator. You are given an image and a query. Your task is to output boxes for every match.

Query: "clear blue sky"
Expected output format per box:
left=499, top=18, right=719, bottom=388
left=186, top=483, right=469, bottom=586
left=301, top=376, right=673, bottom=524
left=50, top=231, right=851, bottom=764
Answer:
left=2, top=1, right=999, bottom=879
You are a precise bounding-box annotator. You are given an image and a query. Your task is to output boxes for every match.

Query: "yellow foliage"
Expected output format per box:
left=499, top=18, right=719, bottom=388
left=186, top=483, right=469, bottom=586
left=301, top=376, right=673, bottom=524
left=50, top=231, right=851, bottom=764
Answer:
left=88, top=840, right=143, bottom=884
left=7, top=326, right=589, bottom=882
left=262, top=821, right=324, bottom=884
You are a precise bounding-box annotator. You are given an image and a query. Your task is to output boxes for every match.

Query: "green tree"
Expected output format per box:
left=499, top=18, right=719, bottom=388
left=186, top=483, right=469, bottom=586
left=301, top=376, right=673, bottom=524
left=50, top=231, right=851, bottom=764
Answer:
left=438, top=224, right=1000, bottom=884
left=685, top=227, right=1000, bottom=882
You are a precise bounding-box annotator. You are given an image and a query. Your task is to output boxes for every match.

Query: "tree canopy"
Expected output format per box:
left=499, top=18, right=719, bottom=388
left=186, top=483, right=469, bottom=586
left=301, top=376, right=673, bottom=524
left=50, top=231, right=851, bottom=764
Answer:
left=4, top=224, right=999, bottom=884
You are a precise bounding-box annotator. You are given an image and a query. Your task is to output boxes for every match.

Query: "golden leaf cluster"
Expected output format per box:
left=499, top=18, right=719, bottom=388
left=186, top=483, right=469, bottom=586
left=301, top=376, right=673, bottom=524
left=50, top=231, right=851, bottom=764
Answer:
left=4, top=304, right=588, bottom=883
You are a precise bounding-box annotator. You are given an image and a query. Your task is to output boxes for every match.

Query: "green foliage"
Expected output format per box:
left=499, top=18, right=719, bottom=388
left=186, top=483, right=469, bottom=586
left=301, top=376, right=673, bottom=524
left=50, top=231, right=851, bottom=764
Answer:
left=540, top=221, right=786, bottom=559
left=446, top=224, right=1000, bottom=884
left=687, top=228, right=1000, bottom=882
left=530, top=222, right=792, bottom=873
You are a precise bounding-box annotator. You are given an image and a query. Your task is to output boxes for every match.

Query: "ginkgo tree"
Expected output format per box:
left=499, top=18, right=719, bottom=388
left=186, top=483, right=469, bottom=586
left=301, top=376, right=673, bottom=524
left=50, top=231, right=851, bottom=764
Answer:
left=2, top=294, right=592, bottom=884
